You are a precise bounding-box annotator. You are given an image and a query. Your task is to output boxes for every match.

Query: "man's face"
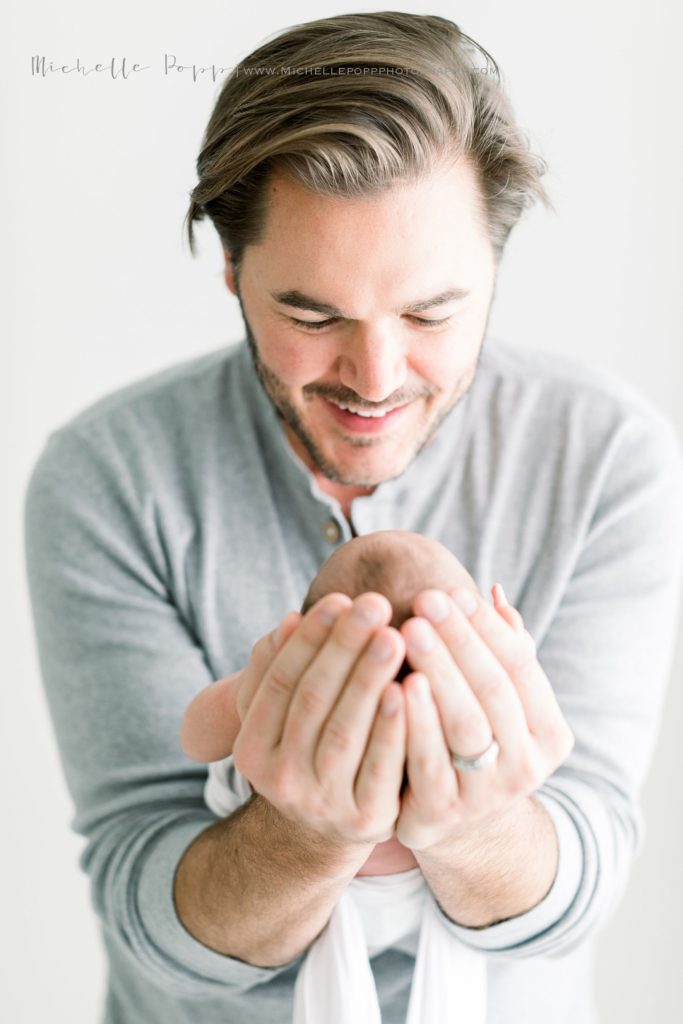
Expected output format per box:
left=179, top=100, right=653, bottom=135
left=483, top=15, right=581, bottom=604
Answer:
left=224, top=155, right=496, bottom=489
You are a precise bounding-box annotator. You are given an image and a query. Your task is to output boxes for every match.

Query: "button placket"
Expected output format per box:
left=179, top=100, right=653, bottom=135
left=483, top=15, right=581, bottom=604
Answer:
left=323, top=518, right=342, bottom=544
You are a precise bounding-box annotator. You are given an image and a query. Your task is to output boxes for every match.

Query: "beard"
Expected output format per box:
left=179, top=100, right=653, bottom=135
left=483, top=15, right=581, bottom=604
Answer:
left=235, top=289, right=488, bottom=488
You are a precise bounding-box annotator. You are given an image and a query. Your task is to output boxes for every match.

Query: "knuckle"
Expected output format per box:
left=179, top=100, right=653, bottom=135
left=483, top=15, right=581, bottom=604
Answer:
left=512, top=754, right=542, bottom=793
left=354, top=805, right=381, bottom=838
left=271, top=763, right=298, bottom=805
left=413, top=753, right=441, bottom=782
left=447, top=709, right=488, bottom=749
left=364, top=752, right=394, bottom=784
left=323, top=716, right=354, bottom=754
left=475, top=670, right=504, bottom=699
left=266, top=664, right=293, bottom=700
left=296, top=684, right=328, bottom=718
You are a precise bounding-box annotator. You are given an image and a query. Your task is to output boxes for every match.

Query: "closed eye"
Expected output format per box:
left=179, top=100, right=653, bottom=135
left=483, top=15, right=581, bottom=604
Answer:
left=289, top=315, right=454, bottom=331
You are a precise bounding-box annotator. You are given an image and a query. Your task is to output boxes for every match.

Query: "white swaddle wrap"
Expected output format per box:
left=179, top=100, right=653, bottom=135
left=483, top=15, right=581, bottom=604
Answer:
left=205, top=756, right=487, bottom=1024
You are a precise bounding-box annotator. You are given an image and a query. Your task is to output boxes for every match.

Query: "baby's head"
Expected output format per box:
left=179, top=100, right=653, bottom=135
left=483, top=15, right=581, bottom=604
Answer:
left=301, top=531, right=478, bottom=679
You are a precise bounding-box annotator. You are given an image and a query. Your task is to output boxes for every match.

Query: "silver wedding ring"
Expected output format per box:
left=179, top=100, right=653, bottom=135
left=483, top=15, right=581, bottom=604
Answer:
left=451, top=738, right=500, bottom=772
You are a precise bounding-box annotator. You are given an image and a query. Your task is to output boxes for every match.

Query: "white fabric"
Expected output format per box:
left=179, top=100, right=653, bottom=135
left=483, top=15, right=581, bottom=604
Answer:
left=205, top=756, right=487, bottom=1024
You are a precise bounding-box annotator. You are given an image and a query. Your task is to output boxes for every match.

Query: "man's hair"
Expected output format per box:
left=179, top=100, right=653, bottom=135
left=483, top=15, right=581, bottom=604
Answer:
left=184, top=11, right=552, bottom=270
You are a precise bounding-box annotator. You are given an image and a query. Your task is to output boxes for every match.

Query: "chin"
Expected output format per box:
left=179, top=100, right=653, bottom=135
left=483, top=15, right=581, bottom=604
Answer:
left=322, top=448, right=415, bottom=487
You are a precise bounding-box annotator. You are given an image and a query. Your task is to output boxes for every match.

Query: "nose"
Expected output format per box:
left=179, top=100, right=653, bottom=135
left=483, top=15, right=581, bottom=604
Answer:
left=336, top=325, right=407, bottom=403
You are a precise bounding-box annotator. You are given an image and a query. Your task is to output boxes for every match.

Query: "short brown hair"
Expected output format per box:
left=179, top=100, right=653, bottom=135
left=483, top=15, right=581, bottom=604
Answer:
left=184, top=11, right=552, bottom=270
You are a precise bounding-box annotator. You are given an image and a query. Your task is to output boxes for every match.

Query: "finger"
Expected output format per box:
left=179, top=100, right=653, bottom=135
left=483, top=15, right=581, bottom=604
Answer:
left=236, top=593, right=353, bottom=760
left=499, top=605, right=524, bottom=631
left=405, top=593, right=529, bottom=765
left=354, top=681, right=407, bottom=833
left=315, top=622, right=406, bottom=787
left=238, top=611, right=303, bottom=717
left=492, top=583, right=524, bottom=631
left=281, top=592, right=394, bottom=760
left=403, top=671, right=458, bottom=811
left=425, top=586, right=566, bottom=747
left=400, top=615, right=493, bottom=759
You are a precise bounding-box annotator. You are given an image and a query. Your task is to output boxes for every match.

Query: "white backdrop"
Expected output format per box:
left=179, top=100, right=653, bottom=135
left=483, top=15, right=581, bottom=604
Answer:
left=4, top=1, right=683, bottom=1021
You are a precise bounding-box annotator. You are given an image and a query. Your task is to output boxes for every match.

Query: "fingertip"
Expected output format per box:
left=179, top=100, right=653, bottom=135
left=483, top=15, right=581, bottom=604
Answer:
left=402, top=671, right=431, bottom=706
left=380, top=682, right=403, bottom=718
left=274, top=610, right=302, bottom=647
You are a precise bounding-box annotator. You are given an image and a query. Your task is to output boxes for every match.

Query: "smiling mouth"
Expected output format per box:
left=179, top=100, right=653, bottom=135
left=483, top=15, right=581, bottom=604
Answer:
left=326, top=399, right=408, bottom=419
left=323, top=397, right=413, bottom=434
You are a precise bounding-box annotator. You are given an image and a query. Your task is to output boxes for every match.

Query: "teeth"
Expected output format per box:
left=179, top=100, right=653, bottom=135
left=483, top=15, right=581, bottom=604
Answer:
left=331, top=401, right=400, bottom=418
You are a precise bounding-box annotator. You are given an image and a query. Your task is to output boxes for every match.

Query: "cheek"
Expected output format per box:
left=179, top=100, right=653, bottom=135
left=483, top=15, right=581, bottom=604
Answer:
left=262, top=326, right=335, bottom=384
left=408, top=338, right=464, bottom=387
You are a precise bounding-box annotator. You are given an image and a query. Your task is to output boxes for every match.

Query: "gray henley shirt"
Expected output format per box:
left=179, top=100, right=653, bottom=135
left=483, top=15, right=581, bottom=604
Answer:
left=24, top=334, right=683, bottom=1023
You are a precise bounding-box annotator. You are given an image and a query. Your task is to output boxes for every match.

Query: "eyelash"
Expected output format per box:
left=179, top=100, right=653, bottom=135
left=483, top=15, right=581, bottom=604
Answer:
left=289, top=315, right=454, bottom=332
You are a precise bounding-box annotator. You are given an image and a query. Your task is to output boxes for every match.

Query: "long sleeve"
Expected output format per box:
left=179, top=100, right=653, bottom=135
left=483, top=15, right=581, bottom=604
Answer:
left=433, top=406, right=683, bottom=956
left=23, top=424, right=303, bottom=998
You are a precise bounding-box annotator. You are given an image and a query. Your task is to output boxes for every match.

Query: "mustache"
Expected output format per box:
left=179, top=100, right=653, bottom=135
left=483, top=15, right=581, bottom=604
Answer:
left=307, top=388, right=432, bottom=409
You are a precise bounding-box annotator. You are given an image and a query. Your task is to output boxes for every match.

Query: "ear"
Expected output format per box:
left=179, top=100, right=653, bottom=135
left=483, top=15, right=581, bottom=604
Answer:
left=223, top=249, right=238, bottom=296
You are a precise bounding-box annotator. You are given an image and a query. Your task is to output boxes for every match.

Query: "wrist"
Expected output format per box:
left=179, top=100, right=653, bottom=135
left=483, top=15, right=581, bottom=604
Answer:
left=416, top=795, right=532, bottom=864
left=255, top=795, right=376, bottom=873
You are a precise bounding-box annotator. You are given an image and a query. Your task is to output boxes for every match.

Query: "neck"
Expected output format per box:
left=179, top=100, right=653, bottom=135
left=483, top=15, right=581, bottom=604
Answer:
left=281, top=422, right=375, bottom=530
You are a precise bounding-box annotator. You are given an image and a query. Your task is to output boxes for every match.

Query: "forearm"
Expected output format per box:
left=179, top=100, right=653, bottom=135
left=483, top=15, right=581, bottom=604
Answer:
left=415, top=794, right=558, bottom=929
left=174, top=792, right=374, bottom=967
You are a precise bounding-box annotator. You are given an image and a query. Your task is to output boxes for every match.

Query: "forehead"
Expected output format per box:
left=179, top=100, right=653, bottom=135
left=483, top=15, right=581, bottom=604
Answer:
left=262, top=158, right=486, bottom=239
left=251, top=158, right=492, bottom=298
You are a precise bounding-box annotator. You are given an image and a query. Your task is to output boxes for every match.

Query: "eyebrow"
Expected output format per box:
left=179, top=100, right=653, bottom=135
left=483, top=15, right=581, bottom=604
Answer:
left=271, top=286, right=470, bottom=318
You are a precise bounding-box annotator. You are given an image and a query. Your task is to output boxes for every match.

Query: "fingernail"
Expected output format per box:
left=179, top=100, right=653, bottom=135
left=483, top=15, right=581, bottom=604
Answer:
left=420, top=591, right=450, bottom=624
left=494, top=583, right=509, bottom=606
left=368, top=633, right=393, bottom=661
left=408, top=619, right=435, bottom=652
left=381, top=688, right=400, bottom=716
left=352, top=599, right=382, bottom=627
left=453, top=587, right=478, bottom=617
left=318, top=602, right=344, bottom=626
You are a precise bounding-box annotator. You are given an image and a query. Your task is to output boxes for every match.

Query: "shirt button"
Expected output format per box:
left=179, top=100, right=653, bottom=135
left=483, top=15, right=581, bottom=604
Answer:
left=323, top=518, right=341, bottom=544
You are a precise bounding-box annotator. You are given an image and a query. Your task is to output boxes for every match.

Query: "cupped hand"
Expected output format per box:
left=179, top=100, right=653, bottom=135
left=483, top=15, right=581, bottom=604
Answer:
left=392, top=584, right=575, bottom=852
left=232, top=592, right=409, bottom=850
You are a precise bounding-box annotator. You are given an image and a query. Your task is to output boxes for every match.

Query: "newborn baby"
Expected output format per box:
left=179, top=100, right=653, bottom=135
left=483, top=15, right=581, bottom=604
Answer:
left=181, top=530, right=516, bottom=876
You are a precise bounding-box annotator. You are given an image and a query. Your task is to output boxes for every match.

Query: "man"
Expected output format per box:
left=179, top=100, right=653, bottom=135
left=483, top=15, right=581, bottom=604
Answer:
left=24, top=11, right=683, bottom=1024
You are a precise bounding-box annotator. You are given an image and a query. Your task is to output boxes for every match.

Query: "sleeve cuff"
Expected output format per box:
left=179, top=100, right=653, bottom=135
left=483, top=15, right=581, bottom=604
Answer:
left=433, top=792, right=584, bottom=951
left=136, top=816, right=307, bottom=990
